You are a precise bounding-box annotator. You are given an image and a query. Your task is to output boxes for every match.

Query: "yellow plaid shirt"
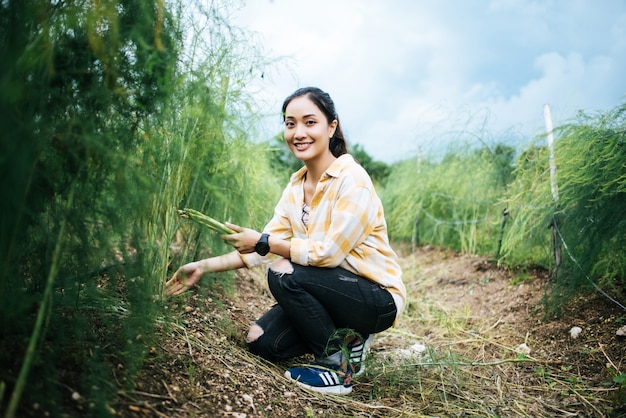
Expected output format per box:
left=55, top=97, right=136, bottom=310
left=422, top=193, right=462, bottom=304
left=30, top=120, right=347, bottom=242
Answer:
left=241, top=154, right=406, bottom=316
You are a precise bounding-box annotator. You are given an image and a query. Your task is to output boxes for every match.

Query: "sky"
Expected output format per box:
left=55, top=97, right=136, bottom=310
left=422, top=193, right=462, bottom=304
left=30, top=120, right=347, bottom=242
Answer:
left=232, top=0, right=626, bottom=163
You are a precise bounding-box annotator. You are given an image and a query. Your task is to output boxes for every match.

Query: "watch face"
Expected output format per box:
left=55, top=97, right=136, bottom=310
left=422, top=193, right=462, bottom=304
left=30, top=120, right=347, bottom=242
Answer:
left=256, top=244, right=269, bottom=256
left=255, top=242, right=269, bottom=256
left=255, top=234, right=270, bottom=255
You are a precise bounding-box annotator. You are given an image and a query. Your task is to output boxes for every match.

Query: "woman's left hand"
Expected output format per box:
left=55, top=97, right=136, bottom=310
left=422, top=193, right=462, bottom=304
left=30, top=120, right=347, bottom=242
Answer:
left=221, top=223, right=262, bottom=254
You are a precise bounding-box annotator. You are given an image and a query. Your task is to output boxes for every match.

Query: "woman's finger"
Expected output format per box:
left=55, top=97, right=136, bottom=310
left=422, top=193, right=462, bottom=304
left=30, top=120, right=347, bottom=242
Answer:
left=165, top=274, right=188, bottom=296
left=225, top=222, right=243, bottom=232
left=170, top=285, right=184, bottom=296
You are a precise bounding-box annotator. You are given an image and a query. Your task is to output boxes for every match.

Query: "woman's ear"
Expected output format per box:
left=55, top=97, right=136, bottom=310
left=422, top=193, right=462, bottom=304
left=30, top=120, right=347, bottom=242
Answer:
left=329, top=119, right=338, bottom=138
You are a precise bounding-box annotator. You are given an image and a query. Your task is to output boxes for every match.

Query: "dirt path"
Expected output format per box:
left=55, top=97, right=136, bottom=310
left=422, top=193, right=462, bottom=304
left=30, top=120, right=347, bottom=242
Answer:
left=125, top=247, right=625, bottom=417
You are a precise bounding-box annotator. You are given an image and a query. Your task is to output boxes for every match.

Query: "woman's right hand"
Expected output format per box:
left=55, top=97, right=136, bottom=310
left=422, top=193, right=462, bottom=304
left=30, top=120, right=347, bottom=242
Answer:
left=165, top=261, right=205, bottom=296
left=165, top=251, right=247, bottom=296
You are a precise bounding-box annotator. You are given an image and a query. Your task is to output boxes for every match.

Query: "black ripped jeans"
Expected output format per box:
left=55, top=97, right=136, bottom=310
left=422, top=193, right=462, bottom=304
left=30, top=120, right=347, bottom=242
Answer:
left=247, top=263, right=397, bottom=361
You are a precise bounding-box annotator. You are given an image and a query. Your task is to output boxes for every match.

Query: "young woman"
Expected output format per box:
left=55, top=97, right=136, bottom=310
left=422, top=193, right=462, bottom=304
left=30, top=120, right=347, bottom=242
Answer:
left=166, top=87, right=406, bottom=395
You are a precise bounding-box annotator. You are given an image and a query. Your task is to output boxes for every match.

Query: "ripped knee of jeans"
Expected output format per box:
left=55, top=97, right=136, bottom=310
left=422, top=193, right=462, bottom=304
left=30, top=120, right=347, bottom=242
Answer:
left=269, top=258, right=294, bottom=276
left=246, top=323, right=264, bottom=343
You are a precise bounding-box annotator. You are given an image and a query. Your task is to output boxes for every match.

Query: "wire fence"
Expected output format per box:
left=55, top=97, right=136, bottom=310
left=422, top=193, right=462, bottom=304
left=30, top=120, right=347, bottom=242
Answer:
left=411, top=192, right=626, bottom=312
left=552, top=215, right=626, bottom=312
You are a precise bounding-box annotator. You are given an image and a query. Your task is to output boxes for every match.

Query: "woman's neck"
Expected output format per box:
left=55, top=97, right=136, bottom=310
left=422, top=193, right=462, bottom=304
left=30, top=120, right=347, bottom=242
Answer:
left=304, top=152, right=337, bottom=183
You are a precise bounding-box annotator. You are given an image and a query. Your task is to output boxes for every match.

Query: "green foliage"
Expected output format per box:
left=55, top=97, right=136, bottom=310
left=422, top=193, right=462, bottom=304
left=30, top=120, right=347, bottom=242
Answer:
left=499, top=102, right=626, bottom=309
left=0, top=0, right=281, bottom=415
left=499, top=144, right=554, bottom=267
left=1, top=0, right=623, bottom=414
left=351, top=143, right=390, bottom=185
left=546, top=104, right=626, bottom=306
left=382, top=143, right=514, bottom=255
left=268, top=132, right=303, bottom=182
left=385, top=101, right=626, bottom=313
left=0, top=0, right=180, bottom=414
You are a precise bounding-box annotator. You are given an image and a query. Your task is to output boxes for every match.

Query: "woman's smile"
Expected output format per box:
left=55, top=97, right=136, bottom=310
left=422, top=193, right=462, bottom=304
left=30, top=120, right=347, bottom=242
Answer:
left=293, top=142, right=313, bottom=151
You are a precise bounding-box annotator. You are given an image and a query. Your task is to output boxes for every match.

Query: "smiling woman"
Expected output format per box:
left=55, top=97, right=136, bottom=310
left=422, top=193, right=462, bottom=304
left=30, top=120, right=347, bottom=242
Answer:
left=167, top=87, right=406, bottom=395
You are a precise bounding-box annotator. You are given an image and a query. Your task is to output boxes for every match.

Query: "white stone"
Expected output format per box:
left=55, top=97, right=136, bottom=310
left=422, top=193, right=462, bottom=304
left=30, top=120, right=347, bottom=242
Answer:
left=569, top=326, right=582, bottom=339
left=410, top=343, right=427, bottom=353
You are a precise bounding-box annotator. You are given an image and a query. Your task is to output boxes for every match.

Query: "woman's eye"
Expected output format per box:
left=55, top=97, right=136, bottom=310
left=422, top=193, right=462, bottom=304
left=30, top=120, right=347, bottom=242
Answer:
left=306, top=120, right=315, bottom=126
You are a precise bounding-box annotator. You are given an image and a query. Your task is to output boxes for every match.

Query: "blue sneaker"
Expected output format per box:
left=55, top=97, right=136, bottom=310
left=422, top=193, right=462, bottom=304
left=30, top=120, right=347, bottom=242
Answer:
left=285, top=363, right=352, bottom=395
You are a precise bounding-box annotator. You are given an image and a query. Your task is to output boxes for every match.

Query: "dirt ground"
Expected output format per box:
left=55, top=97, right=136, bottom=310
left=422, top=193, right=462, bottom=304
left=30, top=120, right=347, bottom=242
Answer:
left=120, top=246, right=626, bottom=417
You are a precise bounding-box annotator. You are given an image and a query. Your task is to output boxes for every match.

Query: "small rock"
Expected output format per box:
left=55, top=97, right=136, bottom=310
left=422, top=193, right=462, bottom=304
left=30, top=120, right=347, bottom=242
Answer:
left=569, top=326, right=582, bottom=339
left=396, top=341, right=428, bottom=358
left=241, top=394, right=255, bottom=411
left=617, top=325, right=626, bottom=337
left=410, top=343, right=427, bottom=354
left=516, top=343, right=531, bottom=355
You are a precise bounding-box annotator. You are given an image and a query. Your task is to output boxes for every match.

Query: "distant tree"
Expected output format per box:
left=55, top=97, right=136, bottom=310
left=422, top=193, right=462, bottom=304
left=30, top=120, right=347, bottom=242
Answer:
left=351, top=143, right=390, bottom=184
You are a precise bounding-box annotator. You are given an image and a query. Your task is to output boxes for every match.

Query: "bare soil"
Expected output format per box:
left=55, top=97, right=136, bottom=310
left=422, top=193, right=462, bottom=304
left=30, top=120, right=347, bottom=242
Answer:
left=119, top=246, right=626, bottom=417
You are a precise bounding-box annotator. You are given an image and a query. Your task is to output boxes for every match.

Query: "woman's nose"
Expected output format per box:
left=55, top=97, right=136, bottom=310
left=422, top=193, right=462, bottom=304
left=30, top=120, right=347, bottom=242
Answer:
left=294, top=123, right=306, bottom=138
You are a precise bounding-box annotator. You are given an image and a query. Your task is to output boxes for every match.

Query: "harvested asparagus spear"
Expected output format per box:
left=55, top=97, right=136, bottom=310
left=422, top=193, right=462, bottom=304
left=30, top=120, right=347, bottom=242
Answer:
left=178, top=208, right=236, bottom=234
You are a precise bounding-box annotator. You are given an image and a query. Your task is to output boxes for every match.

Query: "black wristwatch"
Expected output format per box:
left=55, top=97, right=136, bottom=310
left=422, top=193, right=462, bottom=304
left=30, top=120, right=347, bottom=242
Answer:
left=254, top=233, right=270, bottom=256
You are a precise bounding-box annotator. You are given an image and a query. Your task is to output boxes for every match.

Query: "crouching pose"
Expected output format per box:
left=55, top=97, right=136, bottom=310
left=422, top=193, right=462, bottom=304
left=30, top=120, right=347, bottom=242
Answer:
left=166, top=87, right=406, bottom=395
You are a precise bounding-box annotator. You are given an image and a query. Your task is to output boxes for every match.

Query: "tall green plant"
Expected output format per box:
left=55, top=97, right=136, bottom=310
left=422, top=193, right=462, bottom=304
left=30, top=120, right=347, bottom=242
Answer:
left=0, top=0, right=283, bottom=414
left=157, top=0, right=283, bottom=273
left=501, top=102, right=626, bottom=312
left=382, top=143, right=513, bottom=255
left=0, top=0, right=180, bottom=415
left=499, top=144, right=554, bottom=267
left=549, top=103, right=626, bottom=305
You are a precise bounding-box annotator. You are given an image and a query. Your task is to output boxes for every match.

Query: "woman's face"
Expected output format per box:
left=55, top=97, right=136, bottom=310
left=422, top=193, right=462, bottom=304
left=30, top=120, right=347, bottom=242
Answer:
left=283, top=96, right=337, bottom=163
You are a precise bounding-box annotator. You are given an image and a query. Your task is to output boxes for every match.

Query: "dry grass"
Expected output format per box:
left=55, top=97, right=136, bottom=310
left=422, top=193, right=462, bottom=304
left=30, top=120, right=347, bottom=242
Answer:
left=331, top=249, right=621, bottom=417
left=125, top=247, right=624, bottom=417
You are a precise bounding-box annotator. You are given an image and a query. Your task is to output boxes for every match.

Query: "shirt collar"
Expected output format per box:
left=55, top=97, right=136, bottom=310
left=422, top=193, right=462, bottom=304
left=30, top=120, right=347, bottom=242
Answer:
left=290, top=154, right=354, bottom=185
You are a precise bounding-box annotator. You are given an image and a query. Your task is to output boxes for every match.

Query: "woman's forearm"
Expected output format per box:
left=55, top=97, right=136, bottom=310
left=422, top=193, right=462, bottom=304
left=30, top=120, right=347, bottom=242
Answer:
left=200, top=250, right=246, bottom=273
left=267, top=235, right=291, bottom=259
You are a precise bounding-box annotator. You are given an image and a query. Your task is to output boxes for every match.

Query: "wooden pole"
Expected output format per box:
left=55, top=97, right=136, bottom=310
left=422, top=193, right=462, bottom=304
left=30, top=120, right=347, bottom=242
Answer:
left=543, top=104, right=562, bottom=269
left=543, top=104, right=559, bottom=201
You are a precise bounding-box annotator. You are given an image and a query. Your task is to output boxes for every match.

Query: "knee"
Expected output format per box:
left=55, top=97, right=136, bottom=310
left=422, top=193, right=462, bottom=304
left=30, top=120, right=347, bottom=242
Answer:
left=246, top=323, right=277, bottom=361
left=246, top=323, right=264, bottom=343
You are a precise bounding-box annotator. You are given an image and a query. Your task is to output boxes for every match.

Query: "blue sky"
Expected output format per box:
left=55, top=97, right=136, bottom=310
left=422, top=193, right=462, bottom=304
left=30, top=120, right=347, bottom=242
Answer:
left=233, top=0, right=626, bottom=163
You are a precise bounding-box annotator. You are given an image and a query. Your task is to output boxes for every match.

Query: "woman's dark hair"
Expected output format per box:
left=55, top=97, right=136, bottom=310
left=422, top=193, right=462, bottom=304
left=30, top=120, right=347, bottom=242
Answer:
left=281, top=87, right=348, bottom=157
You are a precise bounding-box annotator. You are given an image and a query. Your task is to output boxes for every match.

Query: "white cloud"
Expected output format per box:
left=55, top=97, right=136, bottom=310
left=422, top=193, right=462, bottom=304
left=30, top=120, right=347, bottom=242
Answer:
left=234, top=0, right=626, bottom=163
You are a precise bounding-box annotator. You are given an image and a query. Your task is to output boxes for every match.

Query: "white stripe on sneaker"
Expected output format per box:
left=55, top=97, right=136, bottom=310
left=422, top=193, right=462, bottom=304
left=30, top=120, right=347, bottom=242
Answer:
left=320, top=371, right=339, bottom=386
